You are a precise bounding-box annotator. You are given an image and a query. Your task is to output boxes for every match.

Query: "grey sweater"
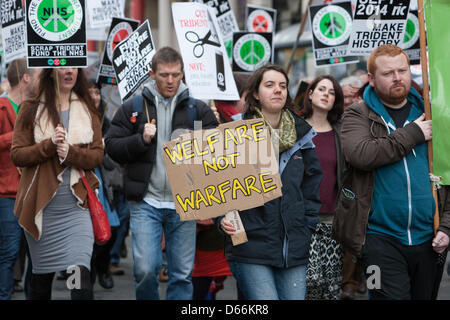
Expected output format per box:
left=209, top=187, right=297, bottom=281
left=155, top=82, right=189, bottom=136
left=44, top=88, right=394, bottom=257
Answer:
left=145, top=81, right=189, bottom=204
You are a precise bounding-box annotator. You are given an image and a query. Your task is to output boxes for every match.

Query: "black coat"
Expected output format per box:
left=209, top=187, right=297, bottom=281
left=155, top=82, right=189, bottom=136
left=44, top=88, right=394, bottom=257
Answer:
left=216, top=111, right=322, bottom=268
left=105, top=87, right=218, bottom=201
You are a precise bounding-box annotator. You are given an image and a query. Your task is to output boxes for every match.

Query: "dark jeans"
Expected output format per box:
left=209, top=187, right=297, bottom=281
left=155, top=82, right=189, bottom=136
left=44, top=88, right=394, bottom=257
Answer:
left=0, top=197, right=22, bottom=300
left=110, top=193, right=130, bottom=265
left=91, top=227, right=118, bottom=282
left=361, top=233, right=439, bottom=300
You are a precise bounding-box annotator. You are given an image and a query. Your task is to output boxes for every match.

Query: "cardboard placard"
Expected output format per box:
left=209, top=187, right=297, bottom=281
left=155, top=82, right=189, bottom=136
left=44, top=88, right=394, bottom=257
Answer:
left=112, top=20, right=156, bottom=102
left=1, top=0, right=26, bottom=64
left=163, top=119, right=282, bottom=222
left=25, top=0, right=87, bottom=68
left=225, top=210, right=248, bottom=245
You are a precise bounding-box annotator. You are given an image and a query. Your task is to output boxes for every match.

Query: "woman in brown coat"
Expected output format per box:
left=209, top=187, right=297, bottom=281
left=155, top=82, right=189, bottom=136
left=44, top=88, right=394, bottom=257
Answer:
left=11, top=68, right=103, bottom=300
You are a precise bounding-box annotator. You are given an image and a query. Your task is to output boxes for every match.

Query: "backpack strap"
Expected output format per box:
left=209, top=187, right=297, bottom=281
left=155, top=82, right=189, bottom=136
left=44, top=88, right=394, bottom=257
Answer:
left=186, top=97, right=197, bottom=129
left=132, top=95, right=144, bottom=113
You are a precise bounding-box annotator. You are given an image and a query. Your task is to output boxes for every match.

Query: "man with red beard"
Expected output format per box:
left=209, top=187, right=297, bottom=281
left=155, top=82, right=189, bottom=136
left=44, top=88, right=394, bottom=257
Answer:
left=332, top=45, right=450, bottom=299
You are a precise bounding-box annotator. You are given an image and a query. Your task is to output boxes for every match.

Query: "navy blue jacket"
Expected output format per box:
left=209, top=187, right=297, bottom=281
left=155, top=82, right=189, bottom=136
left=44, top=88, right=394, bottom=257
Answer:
left=217, top=111, right=322, bottom=268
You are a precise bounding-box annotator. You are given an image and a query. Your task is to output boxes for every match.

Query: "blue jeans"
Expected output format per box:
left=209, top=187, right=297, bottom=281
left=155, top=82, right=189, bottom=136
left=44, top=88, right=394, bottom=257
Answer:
left=229, top=261, right=307, bottom=300
left=110, top=193, right=130, bottom=265
left=129, top=201, right=196, bottom=300
left=0, top=198, right=22, bottom=300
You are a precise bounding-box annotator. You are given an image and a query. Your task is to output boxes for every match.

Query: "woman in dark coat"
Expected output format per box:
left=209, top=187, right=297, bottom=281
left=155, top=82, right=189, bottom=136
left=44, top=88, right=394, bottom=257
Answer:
left=217, top=64, right=322, bottom=300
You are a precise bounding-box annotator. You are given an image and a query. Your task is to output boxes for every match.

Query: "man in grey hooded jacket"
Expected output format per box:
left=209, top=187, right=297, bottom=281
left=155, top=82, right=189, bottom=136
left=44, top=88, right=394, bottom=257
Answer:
left=105, top=47, right=218, bottom=300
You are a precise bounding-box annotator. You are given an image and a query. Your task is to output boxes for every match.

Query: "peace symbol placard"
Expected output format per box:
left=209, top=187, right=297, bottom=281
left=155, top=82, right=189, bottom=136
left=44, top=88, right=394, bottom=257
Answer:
left=232, top=32, right=273, bottom=73
left=399, top=10, right=420, bottom=65
left=309, top=1, right=358, bottom=67
left=245, top=5, right=277, bottom=33
left=25, top=0, right=87, bottom=67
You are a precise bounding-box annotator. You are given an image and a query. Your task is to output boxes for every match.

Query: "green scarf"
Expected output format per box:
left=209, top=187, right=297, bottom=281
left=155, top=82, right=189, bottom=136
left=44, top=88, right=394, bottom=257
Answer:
left=254, top=108, right=297, bottom=154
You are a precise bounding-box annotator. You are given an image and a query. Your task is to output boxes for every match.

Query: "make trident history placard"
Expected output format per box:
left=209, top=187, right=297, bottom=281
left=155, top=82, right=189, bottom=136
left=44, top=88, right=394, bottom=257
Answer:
left=25, top=0, right=87, bottom=67
left=348, top=0, right=411, bottom=56
left=1, top=0, right=27, bottom=64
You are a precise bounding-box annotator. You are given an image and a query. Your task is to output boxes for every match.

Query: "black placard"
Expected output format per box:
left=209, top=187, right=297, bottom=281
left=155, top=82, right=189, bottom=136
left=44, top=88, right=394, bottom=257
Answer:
left=25, top=0, right=87, bottom=68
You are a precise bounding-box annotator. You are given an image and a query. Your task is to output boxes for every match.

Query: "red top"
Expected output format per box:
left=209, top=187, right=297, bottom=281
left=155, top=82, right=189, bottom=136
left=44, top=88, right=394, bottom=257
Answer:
left=215, top=101, right=239, bottom=122
left=192, top=249, right=232, bottom=278
left=0, top=97, right=20, bottom=198
left=312, top=130, right=337, bottom=214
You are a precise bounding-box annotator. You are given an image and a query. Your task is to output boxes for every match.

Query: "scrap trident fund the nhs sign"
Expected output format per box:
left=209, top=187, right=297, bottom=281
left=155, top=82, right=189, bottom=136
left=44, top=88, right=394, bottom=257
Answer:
left=26, top=0, right=87, bottom=67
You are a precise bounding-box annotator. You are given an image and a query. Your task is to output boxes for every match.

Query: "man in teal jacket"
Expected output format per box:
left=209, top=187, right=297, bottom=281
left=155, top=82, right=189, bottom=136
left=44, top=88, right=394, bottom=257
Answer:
left=335, top=45, right=450, bottom=299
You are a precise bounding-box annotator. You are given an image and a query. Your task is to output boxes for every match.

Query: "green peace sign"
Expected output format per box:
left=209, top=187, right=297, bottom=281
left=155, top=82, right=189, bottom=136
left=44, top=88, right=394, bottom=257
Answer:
left=319, top=12, right=346, bottom=39
left=240, top=40, right=266, bottom=65
left=37, top=0, right=75, bottom=33
left=404, top=18, right=415, bottom=43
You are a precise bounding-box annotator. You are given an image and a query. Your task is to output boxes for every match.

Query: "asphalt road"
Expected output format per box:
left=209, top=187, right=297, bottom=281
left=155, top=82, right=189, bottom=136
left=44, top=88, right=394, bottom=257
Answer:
left=10, top=235, right=450, bottom=300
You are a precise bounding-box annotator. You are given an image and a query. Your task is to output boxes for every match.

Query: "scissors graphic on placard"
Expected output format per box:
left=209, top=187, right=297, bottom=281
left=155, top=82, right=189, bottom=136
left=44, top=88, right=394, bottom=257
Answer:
left=185, top=30, right=221, bottom=58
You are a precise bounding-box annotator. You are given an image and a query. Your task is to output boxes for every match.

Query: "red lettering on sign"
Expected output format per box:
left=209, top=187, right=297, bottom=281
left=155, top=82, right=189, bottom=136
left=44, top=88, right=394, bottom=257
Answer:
left=189, top=63, right=204, bottom=71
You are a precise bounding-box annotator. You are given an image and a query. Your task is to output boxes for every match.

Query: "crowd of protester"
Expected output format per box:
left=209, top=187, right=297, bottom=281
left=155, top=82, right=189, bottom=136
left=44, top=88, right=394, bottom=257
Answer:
left=1, top=44, right=450, bottom=300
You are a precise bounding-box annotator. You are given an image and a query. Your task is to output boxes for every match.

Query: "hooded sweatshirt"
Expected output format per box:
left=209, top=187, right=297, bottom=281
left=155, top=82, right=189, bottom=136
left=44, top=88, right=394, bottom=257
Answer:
left=364, top=85, right=435, bottom=246
left=143, top=81, right=188, bottom=208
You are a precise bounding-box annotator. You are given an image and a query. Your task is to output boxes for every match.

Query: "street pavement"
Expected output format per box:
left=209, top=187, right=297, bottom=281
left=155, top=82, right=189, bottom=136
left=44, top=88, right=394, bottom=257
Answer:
left=10, top=235, right=450, bottom=300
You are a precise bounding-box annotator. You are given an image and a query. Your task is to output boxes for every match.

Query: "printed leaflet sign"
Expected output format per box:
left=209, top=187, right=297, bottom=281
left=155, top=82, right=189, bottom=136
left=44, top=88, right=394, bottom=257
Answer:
left=348, top=0, right=410, bottom=56
left=1, top=0, right=26, bottom=63
left=112, top=20, right=156, bottom=102
left=172, top=2, right=239, bottom=101
left=25, top=0, right=87, bottom=67
left=97, top=17, right=139, bottom=85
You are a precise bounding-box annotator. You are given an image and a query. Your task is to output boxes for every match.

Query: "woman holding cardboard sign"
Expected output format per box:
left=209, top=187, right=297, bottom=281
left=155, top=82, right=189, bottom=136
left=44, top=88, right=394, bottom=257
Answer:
left=218, top=64, right=322, bottom=300
left=11, top=68, right=103, bottom=300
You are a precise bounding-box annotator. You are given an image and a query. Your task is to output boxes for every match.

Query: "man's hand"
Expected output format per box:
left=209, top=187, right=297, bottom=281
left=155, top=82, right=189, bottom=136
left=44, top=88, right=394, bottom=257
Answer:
left=210, top=104, right=221, bottom=124
left=414, top=113, right=432, bottom=141
left=432, top=231, right=449, bottom=254
left=143, top=119, right=157, bottom=144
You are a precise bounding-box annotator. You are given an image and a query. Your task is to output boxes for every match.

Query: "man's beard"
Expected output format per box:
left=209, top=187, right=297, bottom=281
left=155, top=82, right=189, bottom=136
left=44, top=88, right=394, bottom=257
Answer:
left=375, top=82, right=409, bottom=106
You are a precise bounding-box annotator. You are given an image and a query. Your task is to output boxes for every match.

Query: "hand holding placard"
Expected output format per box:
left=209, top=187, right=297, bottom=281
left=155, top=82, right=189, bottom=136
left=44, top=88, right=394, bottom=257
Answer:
left=222, top=210, right=248, bottom=245
left=143, top=119, right=157, bottom=144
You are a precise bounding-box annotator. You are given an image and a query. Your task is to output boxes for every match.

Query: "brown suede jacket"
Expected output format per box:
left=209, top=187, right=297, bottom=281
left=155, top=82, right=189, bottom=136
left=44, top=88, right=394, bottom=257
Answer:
left=10, top=93, right=104, bottom=240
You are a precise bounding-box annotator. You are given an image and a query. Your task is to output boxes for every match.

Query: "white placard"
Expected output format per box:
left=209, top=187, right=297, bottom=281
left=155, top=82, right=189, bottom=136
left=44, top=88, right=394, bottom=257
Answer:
left=172, top=2, right=239, bottom=101
left=86, top=0, right=125, bottom=29
left=348, top=0, right=411, bottom=56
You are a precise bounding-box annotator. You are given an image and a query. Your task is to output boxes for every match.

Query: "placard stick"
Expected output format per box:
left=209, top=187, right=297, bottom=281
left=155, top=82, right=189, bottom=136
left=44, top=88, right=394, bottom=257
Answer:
left=54, top=69, right=63, bottom=126
left=15, top=61, right=23, bottom=105
left=101, top=86, right=113, bottom=127
left=418, top=0, right=439, bottom=233
left=285, top=0, right=313, bottom=75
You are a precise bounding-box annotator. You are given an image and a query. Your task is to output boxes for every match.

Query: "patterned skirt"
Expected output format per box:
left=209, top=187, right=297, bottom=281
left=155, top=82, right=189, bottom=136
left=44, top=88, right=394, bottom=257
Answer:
left=306, top=223, right=344, bottom=300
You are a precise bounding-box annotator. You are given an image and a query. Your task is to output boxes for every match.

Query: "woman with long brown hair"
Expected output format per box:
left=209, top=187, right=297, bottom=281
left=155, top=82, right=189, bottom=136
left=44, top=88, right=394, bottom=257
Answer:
left=11, top=68, right=103, bottom=300
left=300, top=75, right=345, bottom=300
